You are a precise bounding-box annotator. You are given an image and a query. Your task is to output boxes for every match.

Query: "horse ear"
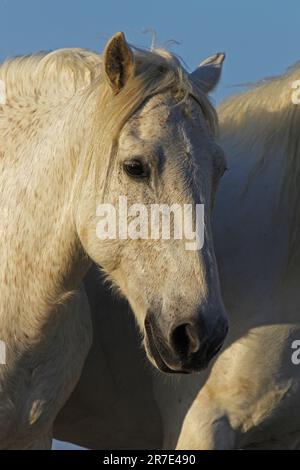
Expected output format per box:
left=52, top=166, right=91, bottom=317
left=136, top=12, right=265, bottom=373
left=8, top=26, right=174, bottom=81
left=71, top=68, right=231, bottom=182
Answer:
left=190, top=53, right=225, bottom=93
left=103, top=32, right=135, bottom=94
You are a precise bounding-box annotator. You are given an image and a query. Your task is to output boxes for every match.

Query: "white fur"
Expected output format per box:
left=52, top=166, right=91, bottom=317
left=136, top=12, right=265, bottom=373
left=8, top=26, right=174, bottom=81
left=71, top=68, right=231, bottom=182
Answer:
left=0, top=34, right=225, bottom=448
left=56, top=61, right=300, bottom=450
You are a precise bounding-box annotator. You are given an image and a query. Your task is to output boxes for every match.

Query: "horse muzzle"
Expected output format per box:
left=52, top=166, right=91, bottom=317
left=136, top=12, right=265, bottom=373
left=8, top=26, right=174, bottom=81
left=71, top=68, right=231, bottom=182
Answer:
left=144, top=311, right=228, bottom=374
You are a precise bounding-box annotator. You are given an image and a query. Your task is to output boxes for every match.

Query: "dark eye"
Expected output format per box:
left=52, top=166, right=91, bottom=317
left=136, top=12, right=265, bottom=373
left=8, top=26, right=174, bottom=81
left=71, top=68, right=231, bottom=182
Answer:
left=123, top=159, right=149, bottom=179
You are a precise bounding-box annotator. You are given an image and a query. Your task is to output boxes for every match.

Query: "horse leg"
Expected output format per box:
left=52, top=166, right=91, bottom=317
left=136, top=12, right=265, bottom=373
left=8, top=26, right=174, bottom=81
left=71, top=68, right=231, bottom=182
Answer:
left=175, top=401, right=237, bottom=450
left=0, top=284, right=92, bottom=449
left=6, top=430, right=53, bottom=450
left=25, top=432, right=52, bottom=450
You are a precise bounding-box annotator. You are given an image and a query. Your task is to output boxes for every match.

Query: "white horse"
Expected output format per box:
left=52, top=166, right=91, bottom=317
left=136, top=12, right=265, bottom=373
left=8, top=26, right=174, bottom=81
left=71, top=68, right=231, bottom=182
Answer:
left=0, top=33, right=227, bottom=448
left=55, top=61, right=300, bottom=449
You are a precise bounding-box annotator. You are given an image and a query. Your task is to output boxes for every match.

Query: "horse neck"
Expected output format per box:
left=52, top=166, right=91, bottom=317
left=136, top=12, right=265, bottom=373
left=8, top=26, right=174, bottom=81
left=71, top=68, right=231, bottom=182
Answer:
left=213, top=98, right=298, bottom=327
left=0, top=93, right=92, bottom=338
left=217, top=78, right=300, bottom=250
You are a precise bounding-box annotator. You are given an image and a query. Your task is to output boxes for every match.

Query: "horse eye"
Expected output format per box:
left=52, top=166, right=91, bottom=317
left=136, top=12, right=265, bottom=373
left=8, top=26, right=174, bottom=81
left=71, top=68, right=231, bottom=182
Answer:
left=123, top=159, right=149, bottom=179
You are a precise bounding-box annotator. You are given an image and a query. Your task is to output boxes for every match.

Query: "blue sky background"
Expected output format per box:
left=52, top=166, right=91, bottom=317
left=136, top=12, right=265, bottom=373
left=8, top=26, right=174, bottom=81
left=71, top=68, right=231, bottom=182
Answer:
left=0, top=0, right=300, bottom=103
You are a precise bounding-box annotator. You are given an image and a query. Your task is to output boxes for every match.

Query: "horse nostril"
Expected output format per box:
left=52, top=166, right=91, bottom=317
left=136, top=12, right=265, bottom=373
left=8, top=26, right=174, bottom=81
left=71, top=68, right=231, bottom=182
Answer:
left=171, top=323, right=201, bottom=358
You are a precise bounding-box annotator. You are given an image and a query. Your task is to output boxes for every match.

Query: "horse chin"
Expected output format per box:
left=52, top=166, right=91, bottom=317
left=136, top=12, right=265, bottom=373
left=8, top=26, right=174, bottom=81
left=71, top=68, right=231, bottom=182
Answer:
left=144, top=340, right=186, bottom=374
left=144, top=322, right=188, bottom=375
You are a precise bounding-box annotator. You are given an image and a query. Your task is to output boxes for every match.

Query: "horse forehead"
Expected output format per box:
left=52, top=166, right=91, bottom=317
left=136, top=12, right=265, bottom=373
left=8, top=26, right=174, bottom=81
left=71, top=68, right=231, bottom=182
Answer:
left=120, top=95, right=198, bottom=149
left=129, top=99, right=176, bottom=137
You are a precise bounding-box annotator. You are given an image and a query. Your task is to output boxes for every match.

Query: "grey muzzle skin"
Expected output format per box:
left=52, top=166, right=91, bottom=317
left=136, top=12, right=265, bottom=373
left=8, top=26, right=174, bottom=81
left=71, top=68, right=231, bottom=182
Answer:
left=144, top=311, right=228, bottom=374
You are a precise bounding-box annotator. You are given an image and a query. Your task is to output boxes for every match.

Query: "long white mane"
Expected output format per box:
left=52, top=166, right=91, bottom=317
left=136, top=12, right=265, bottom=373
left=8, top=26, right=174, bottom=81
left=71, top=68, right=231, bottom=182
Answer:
left=0, top=49, right=102, bottom=100
left=0, top=45, right=218, bottom=197
left=0, top=45, right=217, bottom=127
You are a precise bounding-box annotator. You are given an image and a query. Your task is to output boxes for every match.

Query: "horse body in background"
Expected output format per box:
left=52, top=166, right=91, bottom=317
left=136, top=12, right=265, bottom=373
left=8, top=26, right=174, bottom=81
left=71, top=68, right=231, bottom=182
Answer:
left=0, top=33, right=227, bottom=448
left=55, top=62, right=300, bottom=449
